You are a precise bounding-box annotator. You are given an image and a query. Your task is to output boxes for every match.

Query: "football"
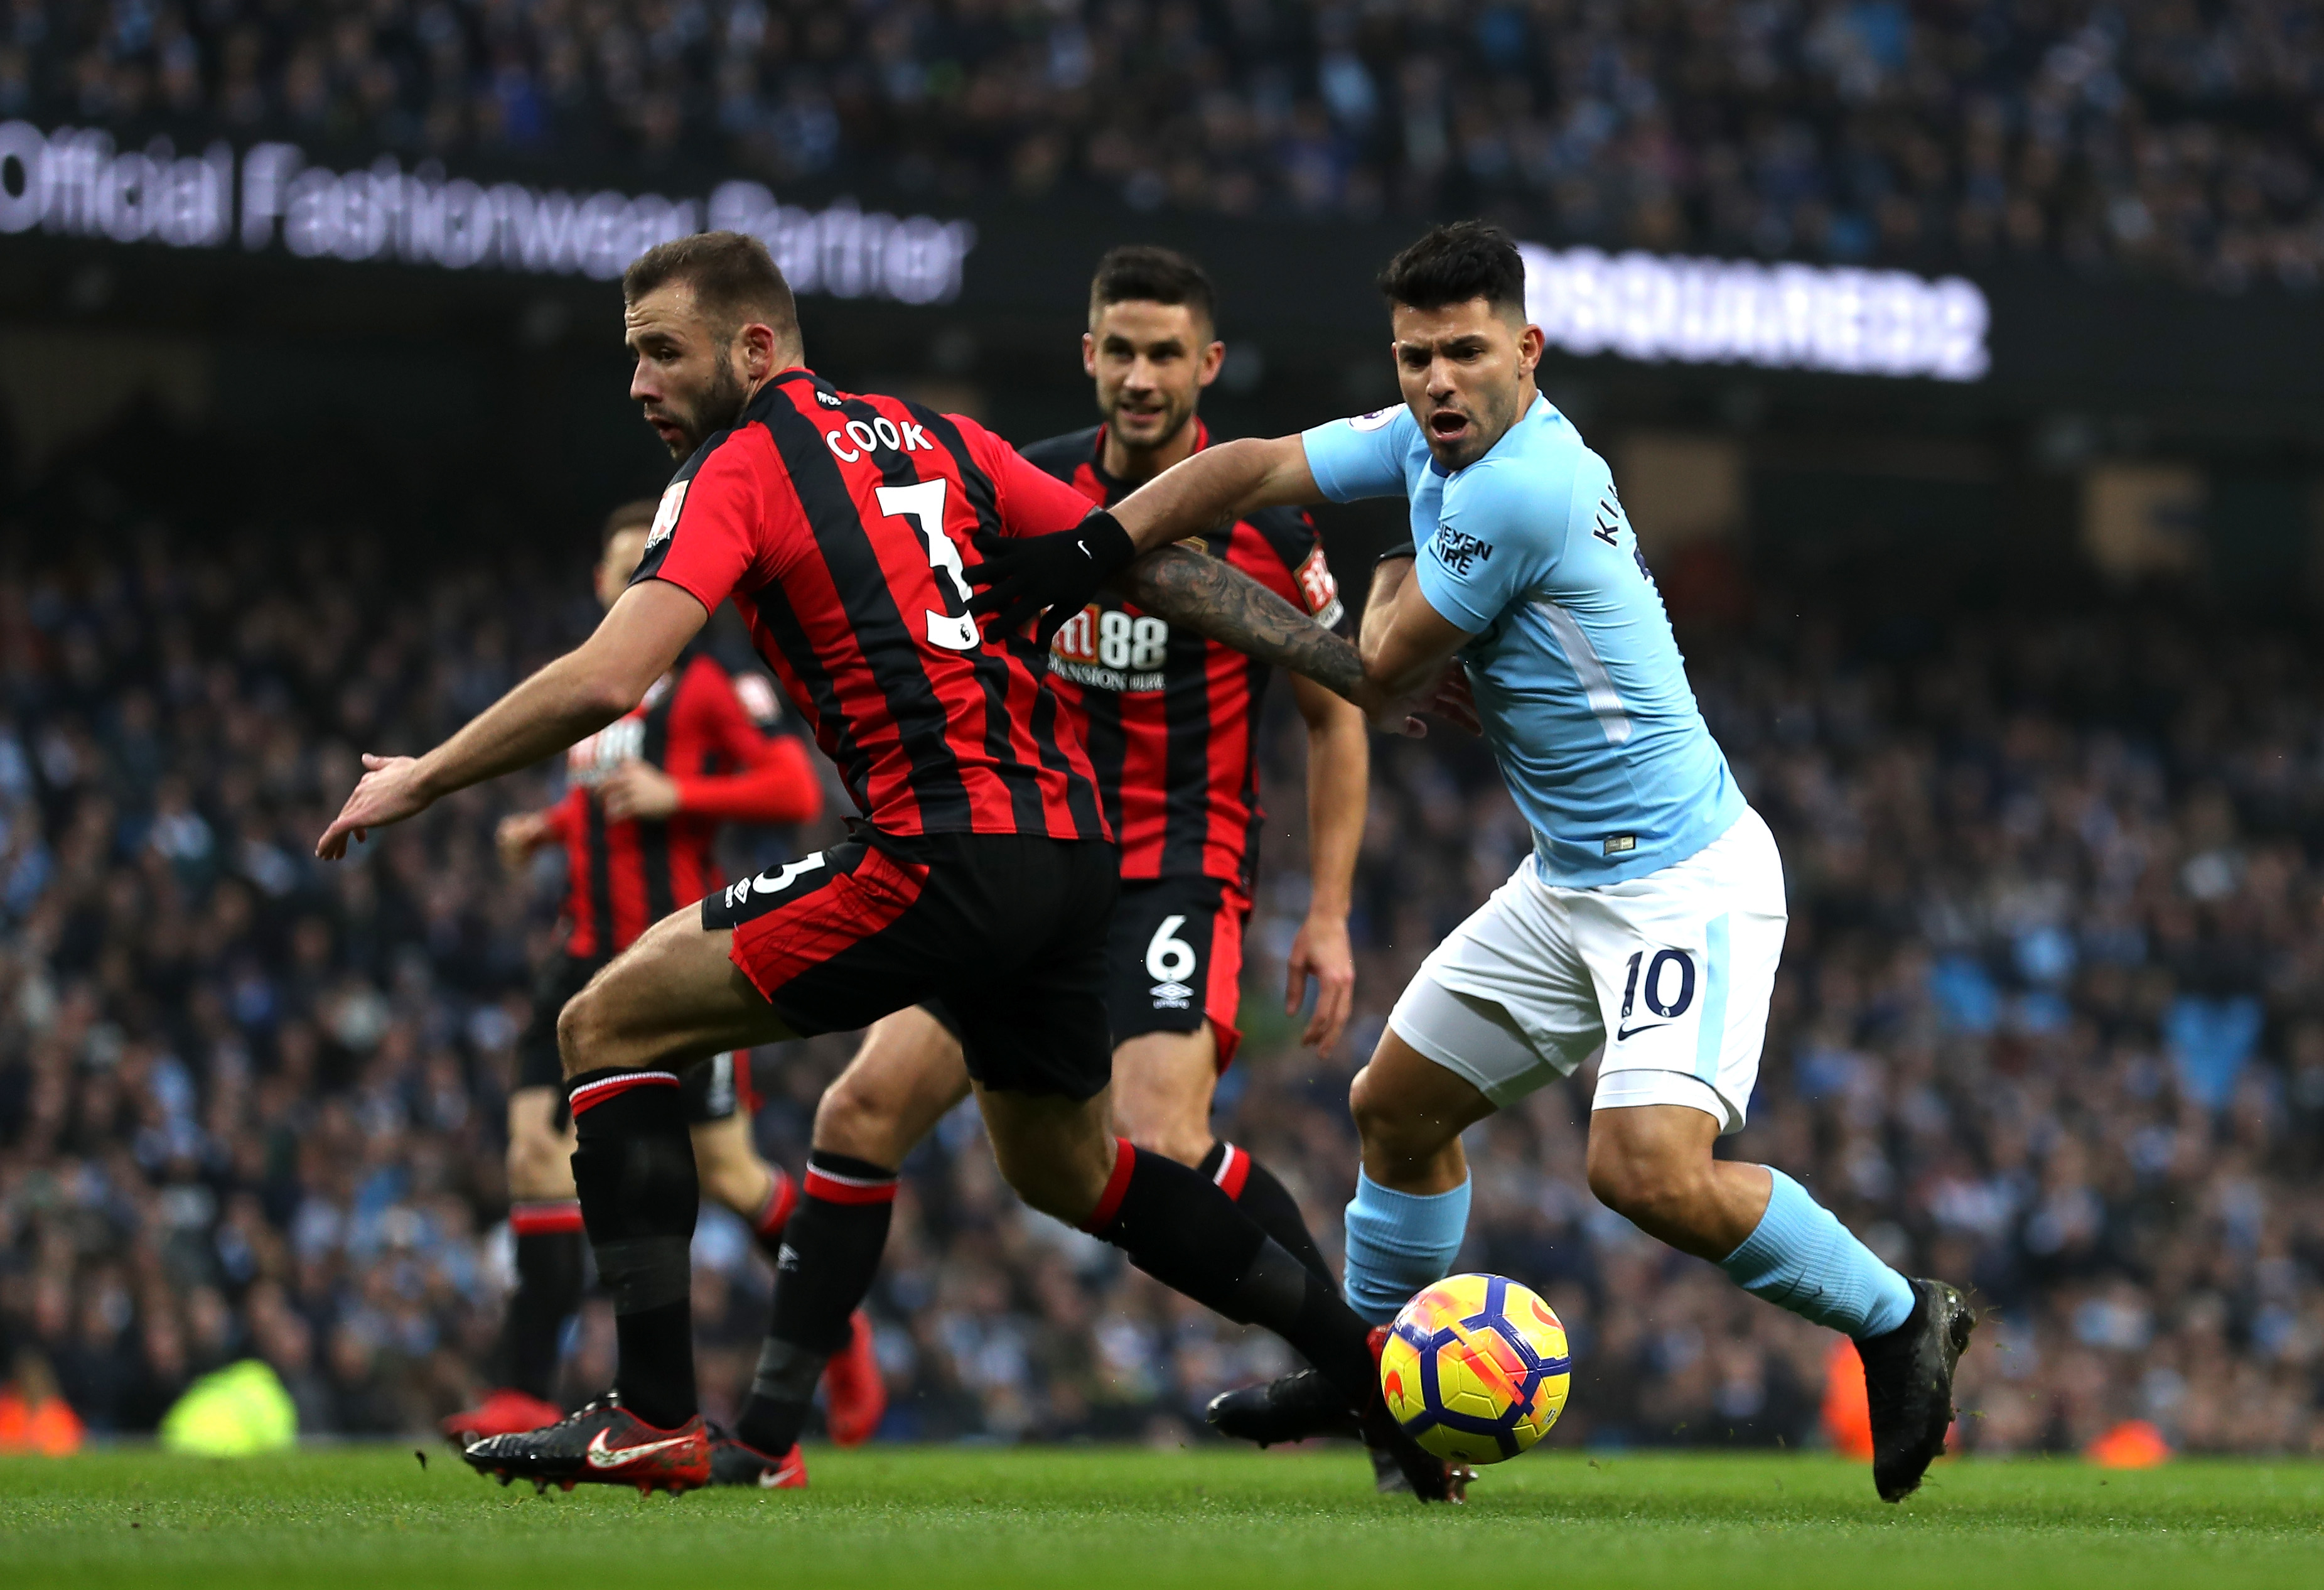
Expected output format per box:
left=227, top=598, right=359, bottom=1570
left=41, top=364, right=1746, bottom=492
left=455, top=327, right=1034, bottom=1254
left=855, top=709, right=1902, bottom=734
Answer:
left=1380, top=1274, right=1573, bottom=1464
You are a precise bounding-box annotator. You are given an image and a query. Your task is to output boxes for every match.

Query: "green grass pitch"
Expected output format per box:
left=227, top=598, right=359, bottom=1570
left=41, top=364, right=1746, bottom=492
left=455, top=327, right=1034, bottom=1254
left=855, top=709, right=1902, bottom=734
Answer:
left=4, top=1446, right=2320, bottom=1590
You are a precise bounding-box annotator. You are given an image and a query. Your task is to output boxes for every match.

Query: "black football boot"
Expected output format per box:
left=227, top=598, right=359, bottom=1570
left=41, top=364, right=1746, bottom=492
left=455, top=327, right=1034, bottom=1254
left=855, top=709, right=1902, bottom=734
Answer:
left=1856, top=1278, right=1976, bottom=1501
left=462, top=1394, right=710, bottom=1496
left=1205, top=1366, right=1364, bottom=1446
left=706, top=1422, right=807, bottom=1489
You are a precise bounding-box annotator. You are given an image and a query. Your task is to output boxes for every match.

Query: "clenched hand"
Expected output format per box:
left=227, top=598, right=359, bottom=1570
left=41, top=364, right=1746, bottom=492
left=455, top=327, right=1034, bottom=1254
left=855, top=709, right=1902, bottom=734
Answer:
left=598, top=762, right=682, bottom=822
left=966, top=515, right=1136, bottom=644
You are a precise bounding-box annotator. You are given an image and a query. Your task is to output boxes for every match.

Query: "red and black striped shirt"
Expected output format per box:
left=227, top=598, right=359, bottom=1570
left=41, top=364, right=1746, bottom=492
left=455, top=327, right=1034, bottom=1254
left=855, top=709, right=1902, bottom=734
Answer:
left=1022, top=423, right=1348, bottom=892
left=548, top=648, right=822, bottom=958
left=631, top=369, right=1109, bottom=845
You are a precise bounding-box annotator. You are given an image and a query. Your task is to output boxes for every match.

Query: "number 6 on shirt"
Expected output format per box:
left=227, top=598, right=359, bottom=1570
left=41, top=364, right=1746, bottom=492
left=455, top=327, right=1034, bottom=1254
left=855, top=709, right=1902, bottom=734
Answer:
left=876, top=479, right=979, bottom=651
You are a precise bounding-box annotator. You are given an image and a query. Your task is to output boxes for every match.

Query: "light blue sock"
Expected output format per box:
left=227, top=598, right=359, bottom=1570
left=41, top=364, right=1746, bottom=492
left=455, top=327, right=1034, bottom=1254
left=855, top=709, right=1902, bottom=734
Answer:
left=1719, top=1169, right=1915, bottom=1339
left=1342, top=1169, right=1471, bottom=1325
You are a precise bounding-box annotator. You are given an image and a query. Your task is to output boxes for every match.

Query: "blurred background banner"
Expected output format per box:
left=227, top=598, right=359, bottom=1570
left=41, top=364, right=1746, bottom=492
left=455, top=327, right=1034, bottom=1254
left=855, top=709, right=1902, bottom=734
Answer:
left=2, top=0, right=2323, bottom=1462
left=9, top=118, right=2324, bottom=410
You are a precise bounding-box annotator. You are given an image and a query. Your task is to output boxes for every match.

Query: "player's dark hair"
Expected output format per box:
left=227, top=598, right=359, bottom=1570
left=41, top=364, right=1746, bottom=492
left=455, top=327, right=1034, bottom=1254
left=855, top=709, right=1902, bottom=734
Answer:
left=1377, top=221, right=1527, bottom=318
left=623, top=230, right=799, bottom=347
left=1089, top=245, right=1216, bottom=332
left=602, top=499, right=657, bottom=543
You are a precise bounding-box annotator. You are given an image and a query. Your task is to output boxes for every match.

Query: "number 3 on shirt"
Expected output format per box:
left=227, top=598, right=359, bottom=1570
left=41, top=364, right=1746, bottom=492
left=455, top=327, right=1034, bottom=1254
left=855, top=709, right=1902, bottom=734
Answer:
left=877, top=479, right=979, bottom=652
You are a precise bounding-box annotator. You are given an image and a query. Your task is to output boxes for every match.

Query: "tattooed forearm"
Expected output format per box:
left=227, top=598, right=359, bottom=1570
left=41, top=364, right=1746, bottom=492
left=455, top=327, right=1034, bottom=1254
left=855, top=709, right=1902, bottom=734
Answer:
left=1112, top=544, right=1365, bottom=699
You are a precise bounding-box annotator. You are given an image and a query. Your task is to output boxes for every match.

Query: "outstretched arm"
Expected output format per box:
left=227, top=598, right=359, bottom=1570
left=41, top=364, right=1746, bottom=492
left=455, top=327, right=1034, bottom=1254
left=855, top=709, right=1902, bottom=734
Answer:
left=316, top=580, right=709, bottom=858
left=965, top=430, right=1310, bottom=635
left=1108, top=435, right=1322, bottom=554
left=1111, top=544, right=1362, bottom=700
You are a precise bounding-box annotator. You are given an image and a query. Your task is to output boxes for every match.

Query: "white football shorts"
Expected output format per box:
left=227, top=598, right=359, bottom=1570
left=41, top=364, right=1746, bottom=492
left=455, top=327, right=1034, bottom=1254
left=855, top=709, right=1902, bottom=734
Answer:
left=1386, top=806, right=1786, bottom=1133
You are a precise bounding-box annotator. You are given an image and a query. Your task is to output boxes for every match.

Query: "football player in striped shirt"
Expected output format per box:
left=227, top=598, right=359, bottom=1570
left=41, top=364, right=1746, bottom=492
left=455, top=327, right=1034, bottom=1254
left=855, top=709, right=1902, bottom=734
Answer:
left=439, top=504, right=882, bottom=1471
left=318, top=232, right=1458, bottom=1500
left=723, top=247, right=1385, bottom=1479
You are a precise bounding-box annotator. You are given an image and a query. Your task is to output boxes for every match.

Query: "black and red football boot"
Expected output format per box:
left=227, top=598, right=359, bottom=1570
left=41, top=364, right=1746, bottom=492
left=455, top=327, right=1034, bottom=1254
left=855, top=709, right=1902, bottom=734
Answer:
left=461, top=1394, right=710, bottom=1496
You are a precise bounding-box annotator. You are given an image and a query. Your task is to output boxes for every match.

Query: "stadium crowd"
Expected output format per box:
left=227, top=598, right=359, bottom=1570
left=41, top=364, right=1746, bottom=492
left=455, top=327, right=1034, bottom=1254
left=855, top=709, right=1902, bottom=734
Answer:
left=2, top=451, right=2323, bottom=1456
left=6, top=1, right=2323, bottom=289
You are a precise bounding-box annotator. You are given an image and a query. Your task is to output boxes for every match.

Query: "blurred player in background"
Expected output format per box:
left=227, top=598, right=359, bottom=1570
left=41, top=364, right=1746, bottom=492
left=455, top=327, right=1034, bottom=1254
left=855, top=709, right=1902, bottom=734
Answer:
left=974, top=220, right=1975, bottom=1504
left=438, top=504, right=883, bottom=1464
left=719, top=246, right=1376, bottom=1478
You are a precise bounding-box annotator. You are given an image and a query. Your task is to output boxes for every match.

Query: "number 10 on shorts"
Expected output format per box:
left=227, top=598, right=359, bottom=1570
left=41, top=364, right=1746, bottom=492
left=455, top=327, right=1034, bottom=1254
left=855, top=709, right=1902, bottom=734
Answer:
left=1615, top=946, right=1695, bottom=1042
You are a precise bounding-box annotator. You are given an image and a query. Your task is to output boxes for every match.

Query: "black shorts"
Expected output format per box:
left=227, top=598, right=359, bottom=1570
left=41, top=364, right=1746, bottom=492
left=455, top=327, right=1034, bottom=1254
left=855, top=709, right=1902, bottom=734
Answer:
left=516, top=951, right=749, bottom=1127
left=703, top=831, right=1118, bottom=1101
left=1106, top=875, right=1250, bottom=1065
left=928, top=874, right=1251, bottom=1066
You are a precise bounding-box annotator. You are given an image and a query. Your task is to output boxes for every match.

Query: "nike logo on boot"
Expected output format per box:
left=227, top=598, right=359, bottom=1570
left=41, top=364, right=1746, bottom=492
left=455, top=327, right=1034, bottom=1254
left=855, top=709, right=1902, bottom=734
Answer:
left=584, top=1428, right=697, bottom=1469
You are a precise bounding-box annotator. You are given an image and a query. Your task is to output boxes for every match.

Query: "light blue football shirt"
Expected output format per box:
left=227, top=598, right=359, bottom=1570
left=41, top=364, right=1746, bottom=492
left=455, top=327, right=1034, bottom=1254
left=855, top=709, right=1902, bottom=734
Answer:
left=1303, top=396, right=1742, bottom=885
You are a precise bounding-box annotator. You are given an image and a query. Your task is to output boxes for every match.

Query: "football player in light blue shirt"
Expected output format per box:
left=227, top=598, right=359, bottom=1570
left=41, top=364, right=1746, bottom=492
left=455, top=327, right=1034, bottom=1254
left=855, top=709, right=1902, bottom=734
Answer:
left=1011, top=220, right=1972, bottom=1502
left=1301, top=352, right=1744, bottom=889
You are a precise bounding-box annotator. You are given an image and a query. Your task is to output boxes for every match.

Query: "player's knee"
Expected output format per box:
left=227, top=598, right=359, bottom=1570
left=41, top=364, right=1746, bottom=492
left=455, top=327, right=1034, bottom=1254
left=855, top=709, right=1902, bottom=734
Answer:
left=554, top=988, right=603, bottom=1078
left=1119, top=1119, right=1211, bottom=1169
left=1112, top=1092, right=1211, bottom=1169
left=557, top=976, right=642, bottom=1078
left=814, top=1066, right=910, bottom=1164
left=1584, top=1130, right=1712, bottom=1231
left=986, top=1123, right=1111, bottom=1224
left=1348, top=1064, right=1449, bottom=1168
left=504, top=1132, right=568, bottom=1199
left=698, top=1156, right=766, bottom=1216
left=1005, top=1170, right=1088, bottom=1223
left=988, top=1144, right=1094, bottom=1223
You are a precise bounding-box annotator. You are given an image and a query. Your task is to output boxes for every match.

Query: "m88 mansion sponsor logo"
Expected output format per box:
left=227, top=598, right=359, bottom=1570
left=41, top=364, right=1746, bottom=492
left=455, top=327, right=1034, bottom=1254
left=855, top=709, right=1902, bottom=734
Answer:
left=1048, top=604, right=1170, bottom=694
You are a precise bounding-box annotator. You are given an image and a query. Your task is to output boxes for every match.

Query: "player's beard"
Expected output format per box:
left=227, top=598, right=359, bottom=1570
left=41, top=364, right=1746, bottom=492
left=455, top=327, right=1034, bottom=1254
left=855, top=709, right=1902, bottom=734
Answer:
left=659, top=360, right=751, bottom=459
left=1104, top=386, right=1195, bottom=460
left=1428, top=386, right=1517, bottom=470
